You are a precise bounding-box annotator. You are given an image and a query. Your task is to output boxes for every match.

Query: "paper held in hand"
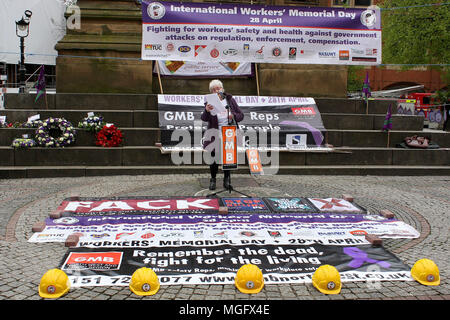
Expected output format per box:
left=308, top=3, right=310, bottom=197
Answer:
left=205, top=93, right=227, bottom=116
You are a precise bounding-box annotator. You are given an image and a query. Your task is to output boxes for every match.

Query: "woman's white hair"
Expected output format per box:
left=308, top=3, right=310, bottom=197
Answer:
left=209, top=79, right=224, bottom=92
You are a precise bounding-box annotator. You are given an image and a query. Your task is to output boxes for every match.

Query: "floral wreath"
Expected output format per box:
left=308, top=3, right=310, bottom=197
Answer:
left=12, top=138, right=37, bottom=148
left=96, top=125, right=123, bottom=147
left=78, top=115, right=105, bottom=132
left=35, top=117, right=76, bottom=147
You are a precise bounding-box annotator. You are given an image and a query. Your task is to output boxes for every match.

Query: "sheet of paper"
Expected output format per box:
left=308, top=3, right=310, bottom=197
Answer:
left=205, top=93, right=227, bottom=116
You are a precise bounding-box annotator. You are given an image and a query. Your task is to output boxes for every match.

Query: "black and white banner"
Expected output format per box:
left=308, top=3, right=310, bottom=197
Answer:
left=158, top=95, right=327, bottom=150
left=61, top=244, right=412, bottom=287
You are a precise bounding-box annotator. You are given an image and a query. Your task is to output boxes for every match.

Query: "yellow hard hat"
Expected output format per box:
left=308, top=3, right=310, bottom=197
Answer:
left=411, top=259, right=440, bottom=286
left=312, top=265, right=341, bottom=295
left=129, top=267, right=160, bottom=296
left=234, top=264, right=264, bottom=294
left=38, top=268, right=70, bottom=299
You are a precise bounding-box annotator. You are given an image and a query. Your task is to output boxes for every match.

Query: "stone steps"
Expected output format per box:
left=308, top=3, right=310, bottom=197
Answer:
left=1, top=146, right=448, bottom=167
left=0, top=109, right=424, bottom=131
left=1, top=93, right=448, bottom=179
left=1, top=128, right=449, bottom=148
left=1, top=165, right=449, bottom=179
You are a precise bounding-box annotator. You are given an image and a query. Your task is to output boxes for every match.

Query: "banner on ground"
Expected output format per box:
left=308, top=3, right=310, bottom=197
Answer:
left=154, top=61, right=252, bottom=77
left=141, top=1, right=381, bottom=65
left=54, top=197, right=368, bottom=216
left=54, top=197, right=221, bottom=216
left=28, top=213, right=420, bottom=246
left=158, top=95, right=327, bottom=150
left=60, top=244, right=411, bottom=287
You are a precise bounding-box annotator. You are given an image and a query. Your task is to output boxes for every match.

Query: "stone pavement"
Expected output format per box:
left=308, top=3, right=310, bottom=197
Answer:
left=0, top=174, right=449, bottom=301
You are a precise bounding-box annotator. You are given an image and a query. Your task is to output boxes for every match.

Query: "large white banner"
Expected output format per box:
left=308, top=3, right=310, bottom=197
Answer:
left=142, top=1, right=381, bottom=65
left=28, top=213, right=420, bottom=247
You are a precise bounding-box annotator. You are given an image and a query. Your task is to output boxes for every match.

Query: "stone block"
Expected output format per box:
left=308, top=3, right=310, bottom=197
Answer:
left=14, top=147, right=122, bottom=166
left=306, top=148, right=392, bottom=165
left=322, top=114, right=374, bottom=130
left=392, top=149, right=450, bottom=165
left=0, top=147, right=14, bottom=166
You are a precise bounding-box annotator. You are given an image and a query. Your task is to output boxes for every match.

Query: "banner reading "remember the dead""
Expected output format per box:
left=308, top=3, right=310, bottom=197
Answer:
left=142, top=1, right=381, bottom=65
left=61, top=244, right=411, bottom=287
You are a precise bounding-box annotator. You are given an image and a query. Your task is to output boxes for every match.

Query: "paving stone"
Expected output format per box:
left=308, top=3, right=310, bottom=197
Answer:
left=0, top=174, right=448, bottom=302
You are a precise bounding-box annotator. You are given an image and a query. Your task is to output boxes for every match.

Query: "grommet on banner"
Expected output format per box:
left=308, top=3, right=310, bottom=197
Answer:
left=380, top=209, right=395, bottom=219
left=365, top=234, right=383, bottom=246
left=342, top=194, right=354, bottom=202
left=38, top=269, right=70, bottom=299
left=130, top=267, right=160, bottom=296
left=411, top=259, right=440, bottom=286
left=65, top=234, right=80, bottom=247
left=312, top=265, right=341, bottom=295
left=218, top=206, right=228, bottom=214
left=235, top=264, right=264, bottom=294
left=67, top=195, right=80, bottom=201
left=32, top=221, right=46, bottom=232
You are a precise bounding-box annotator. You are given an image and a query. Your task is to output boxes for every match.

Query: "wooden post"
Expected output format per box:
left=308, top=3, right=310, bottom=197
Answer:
left=254, top=63, right=260, bottom=96
left=155, top=60, right=164, bottom=94
left=366, top=99, right=369, bottom=115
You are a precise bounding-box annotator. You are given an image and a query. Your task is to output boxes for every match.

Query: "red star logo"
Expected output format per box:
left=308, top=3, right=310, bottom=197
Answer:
left=311, top=198, right=351, bottom=210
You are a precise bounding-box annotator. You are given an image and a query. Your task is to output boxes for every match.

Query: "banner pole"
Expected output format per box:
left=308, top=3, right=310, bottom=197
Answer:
left=255, top=63, right=260, bottom=96
left=387, top=130, right=390, bottom=148
left=366, top=99, right=368, bottom=115
left=155, top=60, right=164, bottom=94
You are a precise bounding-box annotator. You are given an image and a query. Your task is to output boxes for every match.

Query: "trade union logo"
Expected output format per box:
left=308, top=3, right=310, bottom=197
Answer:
left=318, top=51, right=336, bottom=58
left=145, top=44, right=162, bottom=51
left=272, top=47, right=282, bottom=57
left=210, top=48, right=220, bottom=58
left=178, top=46, right=191, bottom=53
left=339, top=50, right=349, bottom=60
left=147, top=2, right=166, bottom=20
left=360, top=9, right=377, bottom=27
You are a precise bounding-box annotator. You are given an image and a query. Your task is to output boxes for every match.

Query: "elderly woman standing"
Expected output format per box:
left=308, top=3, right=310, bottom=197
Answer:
left=201, top=79, right=244, bottom=190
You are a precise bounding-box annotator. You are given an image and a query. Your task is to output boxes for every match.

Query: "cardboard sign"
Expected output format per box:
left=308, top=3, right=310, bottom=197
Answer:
left=222, top=125, right=238, bottom=170
left=246, top=148, right=263, bottom=175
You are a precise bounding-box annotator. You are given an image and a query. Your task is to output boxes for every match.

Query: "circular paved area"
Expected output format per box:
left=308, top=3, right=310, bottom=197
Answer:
left=0, top=174, right=449, bottom=301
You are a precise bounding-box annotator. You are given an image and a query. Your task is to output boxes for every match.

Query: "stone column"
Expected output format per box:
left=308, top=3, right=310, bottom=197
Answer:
left=55, top=0, right=153, bottom=93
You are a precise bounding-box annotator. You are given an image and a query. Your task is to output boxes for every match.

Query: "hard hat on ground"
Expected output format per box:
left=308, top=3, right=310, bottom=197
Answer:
left=38, top=268, right=70, bottom=299
left=312, top=265, right=342, bottom=295
left=411, top=259, right=440, bottom=286
left=129, top=267, right=160, bottom=296
left=235, top=264, right=264, bottom=294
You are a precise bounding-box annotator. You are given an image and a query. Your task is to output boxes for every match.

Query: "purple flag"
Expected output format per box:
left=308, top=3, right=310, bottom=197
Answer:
left=35, top=65, right=46, bottom=102
left=362, top=71, right=371, bottom=102
left=382, top=104, right=393, bottom=131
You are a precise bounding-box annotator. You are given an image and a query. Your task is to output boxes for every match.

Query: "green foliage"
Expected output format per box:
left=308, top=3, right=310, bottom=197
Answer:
left=379, top=0, right=450, bottom=83
left=347, top=66, right=365, bottom=92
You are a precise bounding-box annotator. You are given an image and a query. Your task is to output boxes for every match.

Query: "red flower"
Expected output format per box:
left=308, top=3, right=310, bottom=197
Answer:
left=95, top=125, right=123, bottom=147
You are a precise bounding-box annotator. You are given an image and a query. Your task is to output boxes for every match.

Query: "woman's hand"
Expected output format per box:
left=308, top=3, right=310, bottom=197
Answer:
left=205, top=104, right=214, bottom=112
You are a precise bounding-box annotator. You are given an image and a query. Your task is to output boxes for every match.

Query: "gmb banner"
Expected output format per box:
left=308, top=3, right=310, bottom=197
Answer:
left=142, top=1, right=381, bottom=65
left=28, top=213, right=420, bottom=246
left=60, top=244, right=411, bottom=287
left=158, top=95, right=327, bottom=149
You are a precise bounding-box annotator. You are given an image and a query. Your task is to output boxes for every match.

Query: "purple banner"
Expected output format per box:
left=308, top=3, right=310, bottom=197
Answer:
left=47, top=213, right=391, bottom=227
left=142, top=1, right=381, bottom=30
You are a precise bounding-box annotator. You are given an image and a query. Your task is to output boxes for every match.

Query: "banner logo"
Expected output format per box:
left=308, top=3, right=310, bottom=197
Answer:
left=147, top=2, right=166, bottom=20
left=62, top=252, right=123, bottom=271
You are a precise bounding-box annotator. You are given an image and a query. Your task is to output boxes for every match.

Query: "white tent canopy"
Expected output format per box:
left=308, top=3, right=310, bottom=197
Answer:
left=0, top=0, right=67, bottom=66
